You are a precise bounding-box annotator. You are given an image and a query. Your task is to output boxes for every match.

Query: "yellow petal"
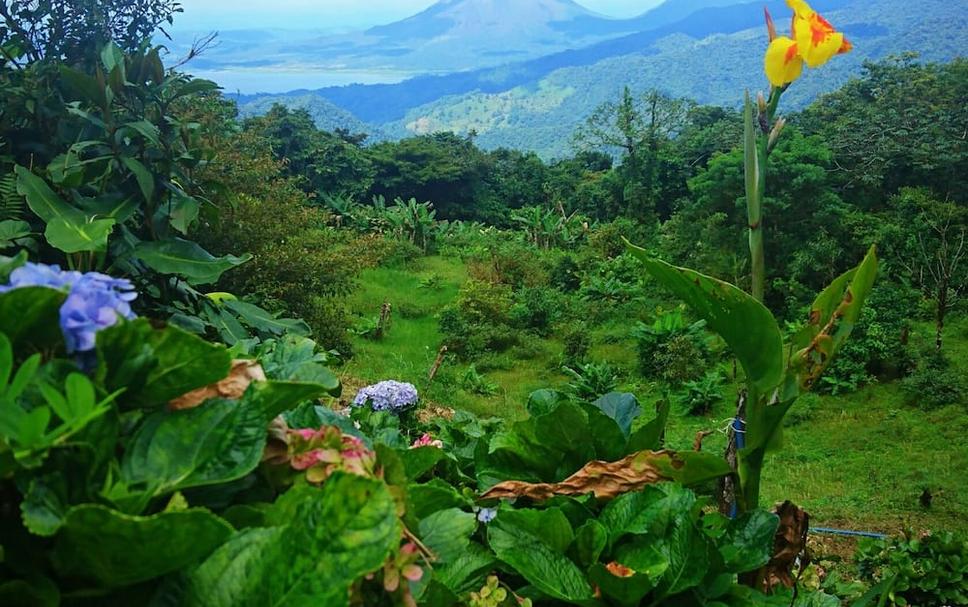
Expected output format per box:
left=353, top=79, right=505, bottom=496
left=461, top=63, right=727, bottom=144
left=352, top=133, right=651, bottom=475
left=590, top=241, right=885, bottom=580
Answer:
left=795, top=12, right=845, bottom=67
left=765, top=37, right=804, bottom=87
left=786, top=0, right=815, bottom=17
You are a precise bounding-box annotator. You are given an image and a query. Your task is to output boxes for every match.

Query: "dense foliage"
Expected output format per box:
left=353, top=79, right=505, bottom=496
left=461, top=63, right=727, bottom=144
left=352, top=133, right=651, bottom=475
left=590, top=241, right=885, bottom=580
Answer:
left=0, top=2, right=965, bottom=606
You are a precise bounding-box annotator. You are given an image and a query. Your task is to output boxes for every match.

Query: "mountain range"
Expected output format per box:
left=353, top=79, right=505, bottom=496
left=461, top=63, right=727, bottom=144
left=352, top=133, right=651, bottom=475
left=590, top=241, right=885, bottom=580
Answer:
left=227, top=0, right=968, bottom=158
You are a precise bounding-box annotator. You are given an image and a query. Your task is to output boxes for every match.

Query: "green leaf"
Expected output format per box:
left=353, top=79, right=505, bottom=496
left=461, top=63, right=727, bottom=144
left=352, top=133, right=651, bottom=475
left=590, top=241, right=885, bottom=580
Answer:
left=0, top=287, right=66, bottom=352
left=120, top=392, right=270, bottom=498
left=122, top=120, right=161, bottom=146
left=419, top=508, right=477, bottom=563
left=169, top=195, right=200, bottom=234
left=0, top=220, right=31, bottom=245
left=653, top=451, right=733, bottom=486
left=574, top=519, right=607, bottom=568
left=402, top=446, right=447, bottom=480
left=0, top=250, right=28, bottom=282
left=100, top=42, right=126, bottom=76
left=791, top=246, right=879, bottom=393
left=52, top=504, right=233, bottom=587
left=593, top=392, right=642, bottom=438
left=494, top=507, right=574, bottom=554
left=96, top=319, right=232, bottom=409
left=181, top=474, right=400, bottom=606
left=478, top=400, right=595, bottom=487
left=626, top=243, right=784, bottom=394
left=601, top=484, right=697, bottom=545
left=718, top=510, right=780, bottom=574
left=488, top=514, right=595, bottom=604
left=122, top=156, right=154, bottom=203
left=132, top=238, right=252, bottom=284
left=15, top=165, right=85, bottom=224
left=589, top=563, right=657, bottom=607
left=224, top=299, right=311, bottom=337
left=409, top=479, right=470, bottom=519
left=44, top=216, right=115, bottom=253
left=627, top=400, right=670, bottom=452
left=58, top=65, right=107, bottom=106
left=652, top=521, right=712, bottom=599
left=432, top=543, right=497, bottom=596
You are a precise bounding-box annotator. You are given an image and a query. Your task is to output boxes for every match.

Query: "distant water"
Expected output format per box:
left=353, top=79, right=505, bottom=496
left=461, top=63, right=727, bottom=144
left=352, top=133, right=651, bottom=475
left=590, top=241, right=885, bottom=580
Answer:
left=185, top=67, right=416, bottom=94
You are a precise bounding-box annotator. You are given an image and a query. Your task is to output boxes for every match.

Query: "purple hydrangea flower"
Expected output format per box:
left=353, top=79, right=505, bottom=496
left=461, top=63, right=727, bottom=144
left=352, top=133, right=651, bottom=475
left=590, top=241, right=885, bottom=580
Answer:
left=352, top=380, right=419, bottom=412
left=1, top=262, right=137, bottom=354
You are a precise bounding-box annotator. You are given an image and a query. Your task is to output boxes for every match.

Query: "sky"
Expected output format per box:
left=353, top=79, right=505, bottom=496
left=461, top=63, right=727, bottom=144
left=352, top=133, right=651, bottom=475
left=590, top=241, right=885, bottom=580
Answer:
left=172, top=0, right=665, bottom=32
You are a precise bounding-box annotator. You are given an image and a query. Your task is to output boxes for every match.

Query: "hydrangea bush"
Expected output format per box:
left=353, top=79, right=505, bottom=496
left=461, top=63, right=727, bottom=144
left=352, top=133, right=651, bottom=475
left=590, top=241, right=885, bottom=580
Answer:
left=0, top=262, right=136, bottom=353
left=352, top=380, right=419, bottom=412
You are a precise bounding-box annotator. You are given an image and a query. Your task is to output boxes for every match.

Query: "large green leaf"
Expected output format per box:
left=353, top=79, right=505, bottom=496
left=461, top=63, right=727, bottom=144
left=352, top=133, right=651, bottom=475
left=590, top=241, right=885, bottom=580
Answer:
left=0, top=220, right=31, bottom=246
left=120, top=391, right=271, bottom=498
left=589, top=563, right=657, bottom=607
left=627, top=243, right=784, bottom=394
left=95, top=319, right=231, bottom=409
left=418, top=508, right=477, bottom=563
left=224, top=299, right=311, bottom=337
left=718, top=510, right=780, bottom=574
left=488, top=513, right=595, bottom=604
left=790, top=246, right=879, bottom=393
left=181, top=474, right=400, bottom=607
left=44, top=216, right=115, bottom=253
left=51, top=505, right=233, bottom=587
left=478, top=400, right=595, bottom=488
left=0, top=287, right=66, bottom=352
left=593, top=392, right=642, bottom=438
left=15, top=165, right=85, bottom=225
left=131, top=238, right=252, bottom=285
left=600, top=483, right=697, bottom=545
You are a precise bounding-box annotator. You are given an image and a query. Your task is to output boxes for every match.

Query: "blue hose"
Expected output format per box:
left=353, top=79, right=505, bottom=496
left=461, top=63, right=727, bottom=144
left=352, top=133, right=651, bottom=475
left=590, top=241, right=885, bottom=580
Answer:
left=810, top=527, right=887, bottom=539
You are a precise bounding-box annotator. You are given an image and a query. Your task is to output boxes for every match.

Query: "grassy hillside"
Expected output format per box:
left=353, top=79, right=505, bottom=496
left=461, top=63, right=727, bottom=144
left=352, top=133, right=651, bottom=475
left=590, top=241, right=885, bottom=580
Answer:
left=341, top=255, right=968, bottom=534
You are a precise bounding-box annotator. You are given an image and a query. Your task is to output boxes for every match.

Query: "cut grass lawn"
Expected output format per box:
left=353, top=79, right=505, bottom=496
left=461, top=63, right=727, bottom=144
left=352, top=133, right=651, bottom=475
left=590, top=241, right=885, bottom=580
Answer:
left=343, top=255, right=968, bottom=535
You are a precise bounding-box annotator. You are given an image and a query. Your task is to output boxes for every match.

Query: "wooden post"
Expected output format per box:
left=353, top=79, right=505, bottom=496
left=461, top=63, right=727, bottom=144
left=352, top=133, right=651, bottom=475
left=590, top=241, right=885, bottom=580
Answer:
left=428, top=345, right=448, bottom=383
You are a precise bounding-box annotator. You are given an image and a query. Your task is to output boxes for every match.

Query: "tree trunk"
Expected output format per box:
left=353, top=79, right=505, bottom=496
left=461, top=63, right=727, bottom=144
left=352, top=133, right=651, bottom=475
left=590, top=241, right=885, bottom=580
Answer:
left=936, top=282, right=947, bottom=351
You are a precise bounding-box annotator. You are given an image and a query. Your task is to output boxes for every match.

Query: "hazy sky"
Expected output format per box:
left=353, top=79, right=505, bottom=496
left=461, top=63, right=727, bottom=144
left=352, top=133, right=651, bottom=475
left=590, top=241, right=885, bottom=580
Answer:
left=173, top=0, right=665, bottom=31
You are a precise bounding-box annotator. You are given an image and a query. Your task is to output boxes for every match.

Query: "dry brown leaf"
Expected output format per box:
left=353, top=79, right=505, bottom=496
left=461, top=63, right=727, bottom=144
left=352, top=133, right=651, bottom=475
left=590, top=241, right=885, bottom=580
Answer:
left=481, top=450, right=682, bottom=501
left=761, top=500, right=811, bottom=591
left=168, top=359, right=267, bottom=411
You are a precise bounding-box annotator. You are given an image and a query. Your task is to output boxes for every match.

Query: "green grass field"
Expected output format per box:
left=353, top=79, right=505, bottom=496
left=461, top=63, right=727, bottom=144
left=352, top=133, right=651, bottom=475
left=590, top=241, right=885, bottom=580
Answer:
left=343, top=256, right=968, bottom=535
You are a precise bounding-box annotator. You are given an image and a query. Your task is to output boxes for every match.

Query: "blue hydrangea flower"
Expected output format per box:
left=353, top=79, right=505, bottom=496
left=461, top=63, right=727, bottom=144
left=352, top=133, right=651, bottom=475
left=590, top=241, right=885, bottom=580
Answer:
left=476, top=508, right=497, bottom=524
left=1, top=262, right=137, bottom=354
left=352, top=380, right=419, bottom=412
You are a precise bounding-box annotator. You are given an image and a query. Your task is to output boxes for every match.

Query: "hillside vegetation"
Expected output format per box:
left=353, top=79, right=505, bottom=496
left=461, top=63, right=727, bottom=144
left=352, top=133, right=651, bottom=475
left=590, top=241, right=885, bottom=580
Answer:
left=1, top=1, right=966, bottom=606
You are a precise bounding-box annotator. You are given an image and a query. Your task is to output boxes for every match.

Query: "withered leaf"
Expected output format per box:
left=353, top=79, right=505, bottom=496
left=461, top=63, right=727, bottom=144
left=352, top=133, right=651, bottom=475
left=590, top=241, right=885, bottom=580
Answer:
left=481, top=450, right=685, bottom=501
left=169, top=359, right=267, bottom=411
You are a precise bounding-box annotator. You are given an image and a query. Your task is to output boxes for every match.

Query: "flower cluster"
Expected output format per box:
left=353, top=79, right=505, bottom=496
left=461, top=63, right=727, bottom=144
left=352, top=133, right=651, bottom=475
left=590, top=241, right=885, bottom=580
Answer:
left=764, top=0, right=851, bottom=87
left=377, top=542, right=424, bottom=607
left=352, top=380, right=419, bottom=412
left=410, top=433, right=443, bottom=449
left=0, top=263, right=137, bottom=353
left=286, top=426, right=377, bottom=484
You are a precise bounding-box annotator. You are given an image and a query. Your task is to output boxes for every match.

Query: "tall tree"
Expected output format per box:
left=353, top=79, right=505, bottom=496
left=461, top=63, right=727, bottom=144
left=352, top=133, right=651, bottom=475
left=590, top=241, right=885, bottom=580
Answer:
left=0, top=0, right=181, bottom=66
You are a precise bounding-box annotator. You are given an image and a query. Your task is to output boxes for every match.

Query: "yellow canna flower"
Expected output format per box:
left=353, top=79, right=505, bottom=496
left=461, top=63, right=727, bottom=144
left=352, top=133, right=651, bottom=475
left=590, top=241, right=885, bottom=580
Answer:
left=763, top=0, right=851, bottom=87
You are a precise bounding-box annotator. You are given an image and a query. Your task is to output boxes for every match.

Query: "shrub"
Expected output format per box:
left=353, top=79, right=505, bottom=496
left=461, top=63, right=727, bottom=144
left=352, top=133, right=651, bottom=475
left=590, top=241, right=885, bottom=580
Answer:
left=563, top=361, right=621, bottom=401
left=634, top=308, right=711, bottom=383
left=460, top=365, right=499, bottom=396
left=856, top=531, right=968, bottom=607
left=509, top=286, right=560, bottom=334
left=550, top=255, right=582, bottom=292
left=902, top=349, right=968, bottom=410
left=439, top=280, right=518, bottom=358
left=466, top=241, right=550, bottom=289
left=561, top=325, right=592, bottom=367
left=678, top=370, right=726, bottom=415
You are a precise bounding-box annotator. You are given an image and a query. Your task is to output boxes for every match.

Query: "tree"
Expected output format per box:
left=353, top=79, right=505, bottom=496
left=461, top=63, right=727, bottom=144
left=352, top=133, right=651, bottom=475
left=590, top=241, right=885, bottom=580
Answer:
left=798, top=56, right=968, bottom=209
left=368, top=132, right=489, bottom=221
left=574, top=88, right=692, bottom=220
left=0, top=0, right=181, bottom=66
left=890, top=188, right=967, bottom=351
